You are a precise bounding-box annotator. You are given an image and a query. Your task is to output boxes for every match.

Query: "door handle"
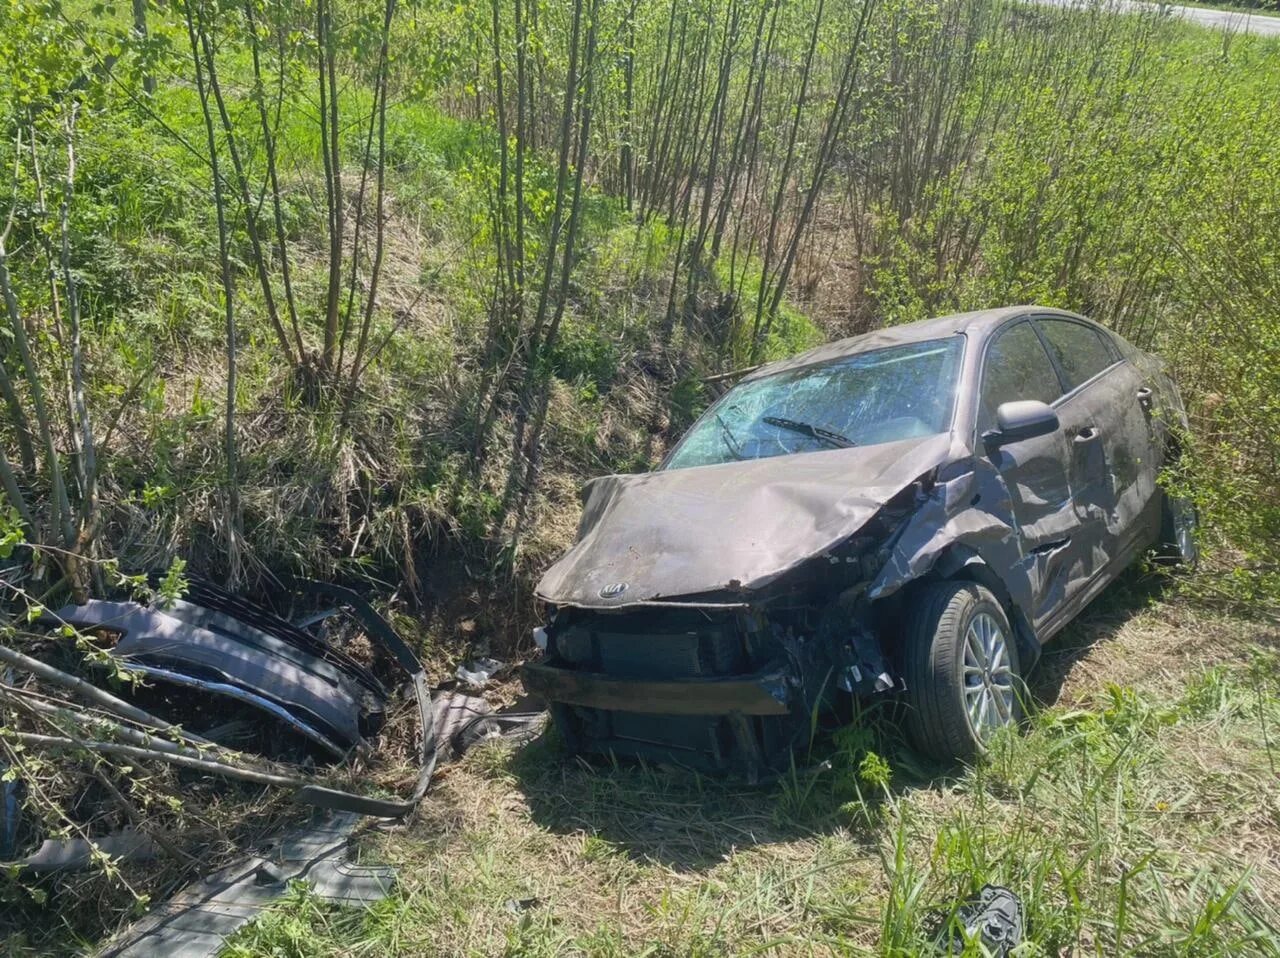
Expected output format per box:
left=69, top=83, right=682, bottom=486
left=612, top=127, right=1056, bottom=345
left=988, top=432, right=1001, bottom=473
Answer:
left=1073, top=426, right=1099, bottom=443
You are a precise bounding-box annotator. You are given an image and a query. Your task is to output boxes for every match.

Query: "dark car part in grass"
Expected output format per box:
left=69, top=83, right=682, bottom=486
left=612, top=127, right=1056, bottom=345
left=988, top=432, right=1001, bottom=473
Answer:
left=936, top=884, right=1025, bottom=957
left=526, top=306, right=1197, bottom=775
left=46, top=577, right=439, bottom=810
left=2, top=578, right=554, bottom=954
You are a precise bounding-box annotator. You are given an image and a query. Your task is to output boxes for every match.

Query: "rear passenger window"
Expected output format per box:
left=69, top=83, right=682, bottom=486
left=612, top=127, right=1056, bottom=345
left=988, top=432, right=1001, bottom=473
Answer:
left=1036, top=320, right=1115, bottom=391
left=979, top=322, right=1063, bottom=433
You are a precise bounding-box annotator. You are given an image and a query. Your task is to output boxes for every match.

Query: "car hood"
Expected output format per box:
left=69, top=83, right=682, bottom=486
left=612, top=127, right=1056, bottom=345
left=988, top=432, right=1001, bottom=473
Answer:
left=536, top=432, right=954, bottom=608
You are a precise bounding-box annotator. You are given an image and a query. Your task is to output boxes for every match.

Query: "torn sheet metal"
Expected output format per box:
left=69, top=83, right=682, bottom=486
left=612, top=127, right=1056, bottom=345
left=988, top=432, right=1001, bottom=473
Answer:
left=867, top=465, right=1026, bottom=608
left=536, top=432, right=953, bottom=609
left=99, top=812, right=393, bottom=958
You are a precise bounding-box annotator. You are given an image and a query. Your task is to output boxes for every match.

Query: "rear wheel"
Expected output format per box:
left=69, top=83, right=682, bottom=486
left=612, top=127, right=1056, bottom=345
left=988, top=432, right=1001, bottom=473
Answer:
left=901, top=581, right=1022, bottom=762
left=1156, top=491, right=1198, bottom=566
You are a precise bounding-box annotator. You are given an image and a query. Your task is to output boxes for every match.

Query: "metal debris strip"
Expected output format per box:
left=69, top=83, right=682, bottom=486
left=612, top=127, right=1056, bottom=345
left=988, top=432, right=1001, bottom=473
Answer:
left=76, top=696, right=542, bottom=956
left=98, top=811, right=393, bottom=958
left=21, top=830, right=160, bottom=873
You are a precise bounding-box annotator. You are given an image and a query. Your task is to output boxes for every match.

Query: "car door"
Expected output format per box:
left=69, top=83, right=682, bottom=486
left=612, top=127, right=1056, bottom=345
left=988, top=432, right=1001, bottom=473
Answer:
left=1034, top=317, right=1156, bottom=564
left=977, top=320, right=1079, bottom=626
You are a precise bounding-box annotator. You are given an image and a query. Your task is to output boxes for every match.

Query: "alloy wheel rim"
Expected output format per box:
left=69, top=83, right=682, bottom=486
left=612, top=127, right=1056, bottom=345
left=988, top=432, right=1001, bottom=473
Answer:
left=962, top=611, right=1015, bottom=740
left=1174, top=499, right=1198, bottom=563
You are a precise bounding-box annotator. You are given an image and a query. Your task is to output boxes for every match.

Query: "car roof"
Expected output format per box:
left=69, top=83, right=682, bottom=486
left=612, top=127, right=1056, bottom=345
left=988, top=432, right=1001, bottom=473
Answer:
left=743, top=305, right=1088, bottom=381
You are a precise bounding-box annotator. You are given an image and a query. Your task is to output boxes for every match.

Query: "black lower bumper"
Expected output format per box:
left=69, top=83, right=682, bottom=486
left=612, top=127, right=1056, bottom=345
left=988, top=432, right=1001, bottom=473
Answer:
left=524, top=658, right=802, bottom=777
left=522, top=660, right=793, bottom=715
left=525, top=607, right=811, bottom=776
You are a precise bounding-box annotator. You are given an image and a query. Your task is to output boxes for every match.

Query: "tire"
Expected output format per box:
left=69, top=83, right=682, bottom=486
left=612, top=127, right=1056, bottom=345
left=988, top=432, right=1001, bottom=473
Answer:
left=901, top=581, right=1022, bottom=762
left=1156, top=491, right=1199, bottom=567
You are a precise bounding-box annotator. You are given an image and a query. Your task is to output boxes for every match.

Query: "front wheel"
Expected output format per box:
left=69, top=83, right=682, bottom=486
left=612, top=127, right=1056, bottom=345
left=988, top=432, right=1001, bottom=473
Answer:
left=901, top=581, right=1022, bottom=762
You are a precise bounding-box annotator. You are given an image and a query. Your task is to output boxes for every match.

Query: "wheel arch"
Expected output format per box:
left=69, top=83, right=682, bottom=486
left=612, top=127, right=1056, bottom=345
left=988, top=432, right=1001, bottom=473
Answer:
left=879, top=544, right=1041, bottom=673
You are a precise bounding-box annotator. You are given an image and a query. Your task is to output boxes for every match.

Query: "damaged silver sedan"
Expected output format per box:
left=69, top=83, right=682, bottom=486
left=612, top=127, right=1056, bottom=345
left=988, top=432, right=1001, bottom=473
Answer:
left=525, top=306, right=1195, bottom=773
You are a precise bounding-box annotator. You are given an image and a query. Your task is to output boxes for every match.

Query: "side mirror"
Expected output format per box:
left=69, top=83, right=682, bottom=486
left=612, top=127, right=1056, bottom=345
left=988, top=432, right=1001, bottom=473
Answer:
left=984, top=400, right=1059, bottom=446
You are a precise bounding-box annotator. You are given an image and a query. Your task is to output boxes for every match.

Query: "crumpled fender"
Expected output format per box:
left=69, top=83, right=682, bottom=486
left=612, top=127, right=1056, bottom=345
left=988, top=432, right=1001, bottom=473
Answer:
left=867, top=464, right=1019, bottom=597
left=867, top=462, right=1037, bottom=646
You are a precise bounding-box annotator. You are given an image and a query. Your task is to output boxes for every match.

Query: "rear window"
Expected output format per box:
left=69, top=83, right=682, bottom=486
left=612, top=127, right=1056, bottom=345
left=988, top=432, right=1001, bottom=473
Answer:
left=1036, top=319, right=1116, bottom=391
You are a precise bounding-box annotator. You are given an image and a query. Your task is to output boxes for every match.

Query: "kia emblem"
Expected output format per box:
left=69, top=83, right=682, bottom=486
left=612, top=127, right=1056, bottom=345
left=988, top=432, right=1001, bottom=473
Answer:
left=599, top=582, right=628, bottom=599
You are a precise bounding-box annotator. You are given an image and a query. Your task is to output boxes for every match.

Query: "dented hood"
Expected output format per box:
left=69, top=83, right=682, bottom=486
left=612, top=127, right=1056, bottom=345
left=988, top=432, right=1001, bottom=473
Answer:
left=536, top=432, right=954, bottom=608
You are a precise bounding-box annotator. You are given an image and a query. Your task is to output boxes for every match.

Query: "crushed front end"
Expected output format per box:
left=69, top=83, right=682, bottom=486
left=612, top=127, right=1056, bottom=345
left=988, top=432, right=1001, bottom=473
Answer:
left=523, top=433, right=955, bottom=777
left=524, top=605, right=800, bottom=777
left=524, top=573, right=898, bottom=779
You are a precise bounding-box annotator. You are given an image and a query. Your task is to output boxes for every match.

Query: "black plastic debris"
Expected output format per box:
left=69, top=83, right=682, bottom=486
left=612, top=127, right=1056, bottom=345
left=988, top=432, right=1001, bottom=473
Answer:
left=99, top=811, right=393, bottom=958
left=503, top=896, right=542, bottom=915
left=937, top=884, right=1024, bottom=957
left=433, top=690, right=546, bottom=761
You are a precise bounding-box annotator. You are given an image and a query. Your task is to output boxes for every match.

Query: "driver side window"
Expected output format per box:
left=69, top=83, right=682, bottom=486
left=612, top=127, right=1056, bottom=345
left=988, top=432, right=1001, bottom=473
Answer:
left=979, top=322, right=1063, bottom=433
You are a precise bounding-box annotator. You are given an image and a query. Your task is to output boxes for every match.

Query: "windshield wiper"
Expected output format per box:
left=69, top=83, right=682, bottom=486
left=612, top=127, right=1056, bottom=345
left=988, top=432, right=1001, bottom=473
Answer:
left=716, top=413, right=745, bottom=460
left=762, top=416, right=855, bottom=448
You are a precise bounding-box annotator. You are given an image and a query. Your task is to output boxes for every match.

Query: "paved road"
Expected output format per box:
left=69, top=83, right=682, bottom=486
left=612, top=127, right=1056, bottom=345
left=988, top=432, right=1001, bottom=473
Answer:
left=1037, top=0, right=1280, bottom=36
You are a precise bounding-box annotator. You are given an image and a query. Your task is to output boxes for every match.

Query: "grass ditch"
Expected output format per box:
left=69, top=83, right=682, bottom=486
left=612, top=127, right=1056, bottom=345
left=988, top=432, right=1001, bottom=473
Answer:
left=219, top=572, right=1280, bottom=956
left=3, top=0, right=1280, bottom=950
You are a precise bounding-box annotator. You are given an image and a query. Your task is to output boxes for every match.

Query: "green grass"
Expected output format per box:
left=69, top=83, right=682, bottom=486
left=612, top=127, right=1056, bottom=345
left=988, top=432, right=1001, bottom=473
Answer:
left=222, top=579, right=1280, bottom=956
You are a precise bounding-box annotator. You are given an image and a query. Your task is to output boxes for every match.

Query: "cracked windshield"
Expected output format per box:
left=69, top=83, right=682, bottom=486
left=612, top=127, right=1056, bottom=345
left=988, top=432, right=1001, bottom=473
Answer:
left=666, top=337, right=963, bottom=469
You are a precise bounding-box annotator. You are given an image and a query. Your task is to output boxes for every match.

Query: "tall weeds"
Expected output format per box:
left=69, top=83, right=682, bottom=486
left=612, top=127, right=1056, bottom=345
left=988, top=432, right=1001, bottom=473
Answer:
left=0, top=0, right=1277, bottom=596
